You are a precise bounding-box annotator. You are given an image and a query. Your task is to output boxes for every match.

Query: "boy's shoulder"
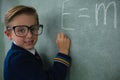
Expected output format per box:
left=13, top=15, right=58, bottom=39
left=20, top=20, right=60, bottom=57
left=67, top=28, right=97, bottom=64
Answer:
left=6, top=43, right=28, bottom=57
left=5, top=43, right=34, bottom=64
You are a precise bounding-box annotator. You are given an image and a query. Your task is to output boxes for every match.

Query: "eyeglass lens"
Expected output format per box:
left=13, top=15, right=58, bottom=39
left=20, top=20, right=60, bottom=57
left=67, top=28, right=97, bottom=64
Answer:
left=14, top=25, right=43, bottom=37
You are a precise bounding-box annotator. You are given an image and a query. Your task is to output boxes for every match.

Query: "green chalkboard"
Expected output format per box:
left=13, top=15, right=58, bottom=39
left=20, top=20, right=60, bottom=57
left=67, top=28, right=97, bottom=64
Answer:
left=1, top=0, right=120, bottom=80
left=0, top=0, right=5, bottom=80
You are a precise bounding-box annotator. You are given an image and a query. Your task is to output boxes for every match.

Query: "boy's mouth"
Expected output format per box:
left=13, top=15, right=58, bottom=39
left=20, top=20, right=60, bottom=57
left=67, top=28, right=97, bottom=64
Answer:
left=24, top=40, right=34, bottom=45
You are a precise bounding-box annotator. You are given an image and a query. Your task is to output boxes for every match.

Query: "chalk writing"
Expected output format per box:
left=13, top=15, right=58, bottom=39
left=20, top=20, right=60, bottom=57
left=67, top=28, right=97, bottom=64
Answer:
left=95, top=1, right=117, bottom=29
left=61, top=0, right=75, bottom=30
left=61, top=0, right=117, bottom=30
left=78, top=8, right=90, bottom=18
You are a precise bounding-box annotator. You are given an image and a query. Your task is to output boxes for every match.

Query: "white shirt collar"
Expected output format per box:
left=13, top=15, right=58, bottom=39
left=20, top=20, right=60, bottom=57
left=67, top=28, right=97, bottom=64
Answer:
left=27, top=48, right=35, bottom=55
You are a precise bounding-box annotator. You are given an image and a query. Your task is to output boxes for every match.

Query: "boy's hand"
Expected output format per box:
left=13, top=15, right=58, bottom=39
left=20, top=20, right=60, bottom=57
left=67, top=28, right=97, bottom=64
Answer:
left=56, top=32, right=71, bottom=55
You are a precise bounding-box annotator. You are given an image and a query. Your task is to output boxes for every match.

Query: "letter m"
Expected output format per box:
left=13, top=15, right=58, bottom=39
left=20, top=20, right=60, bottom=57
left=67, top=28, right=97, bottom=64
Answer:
left=95, top=1, right=117, bottom=28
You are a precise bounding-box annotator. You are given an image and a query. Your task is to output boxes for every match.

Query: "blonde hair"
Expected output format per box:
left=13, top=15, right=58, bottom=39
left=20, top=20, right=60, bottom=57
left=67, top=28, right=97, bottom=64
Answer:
left=4, top=5, right=39, bottom=27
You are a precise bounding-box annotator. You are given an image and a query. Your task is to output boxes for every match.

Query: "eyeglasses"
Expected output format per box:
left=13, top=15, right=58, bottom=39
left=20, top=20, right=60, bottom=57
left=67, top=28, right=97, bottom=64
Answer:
left=7, top=24, right=43, bottom=37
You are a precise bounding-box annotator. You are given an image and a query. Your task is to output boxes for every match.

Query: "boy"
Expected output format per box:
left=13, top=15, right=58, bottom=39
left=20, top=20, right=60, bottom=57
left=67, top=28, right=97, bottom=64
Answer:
left=4, top=5, right=71, bottom=80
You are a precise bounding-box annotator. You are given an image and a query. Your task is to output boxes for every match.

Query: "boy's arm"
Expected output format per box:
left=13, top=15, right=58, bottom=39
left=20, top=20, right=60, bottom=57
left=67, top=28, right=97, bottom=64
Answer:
left=46, top=32, right=71, bottom=80
left=46, top=53, right=71, bottom=80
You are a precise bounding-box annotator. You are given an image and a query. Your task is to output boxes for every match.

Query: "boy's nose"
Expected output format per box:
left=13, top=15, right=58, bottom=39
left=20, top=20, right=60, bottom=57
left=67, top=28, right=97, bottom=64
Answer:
left=26, top=30, right=33, bottom=38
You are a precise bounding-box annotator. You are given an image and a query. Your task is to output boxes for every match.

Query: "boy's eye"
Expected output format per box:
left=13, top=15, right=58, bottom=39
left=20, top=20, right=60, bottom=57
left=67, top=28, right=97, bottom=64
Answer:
left=16, top=27, right=27, bottom=33
left=31, top=27, right=38, bottom=31
left=19, top=29, right=25, bottom=32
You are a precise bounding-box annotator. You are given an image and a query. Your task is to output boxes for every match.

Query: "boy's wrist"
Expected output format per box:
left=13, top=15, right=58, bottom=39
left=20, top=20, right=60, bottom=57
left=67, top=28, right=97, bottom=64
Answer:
left=59, top=50, right=69, bottom=55
left=54, top=52, right=71, bottom=67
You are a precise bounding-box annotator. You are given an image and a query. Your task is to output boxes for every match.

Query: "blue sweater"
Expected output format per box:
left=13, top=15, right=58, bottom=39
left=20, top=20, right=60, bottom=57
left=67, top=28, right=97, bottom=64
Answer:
left=4, top=43, right=71, bottom=80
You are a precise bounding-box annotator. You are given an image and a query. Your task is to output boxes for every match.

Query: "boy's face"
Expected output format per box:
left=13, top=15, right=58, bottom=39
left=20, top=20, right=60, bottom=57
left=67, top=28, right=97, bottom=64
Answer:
left=5, top=14, right=38, bottom=50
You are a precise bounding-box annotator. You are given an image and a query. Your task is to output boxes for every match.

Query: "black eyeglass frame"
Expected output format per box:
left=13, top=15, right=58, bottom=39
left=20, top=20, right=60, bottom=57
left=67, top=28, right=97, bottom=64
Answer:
left=7, top=24, right=43, bottom=37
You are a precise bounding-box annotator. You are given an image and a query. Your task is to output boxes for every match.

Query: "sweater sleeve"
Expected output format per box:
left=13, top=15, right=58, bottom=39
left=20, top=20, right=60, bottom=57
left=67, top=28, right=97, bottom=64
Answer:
left=54, top=53, right=71, bottom=67
left=46, top=53, right=71, bottom=80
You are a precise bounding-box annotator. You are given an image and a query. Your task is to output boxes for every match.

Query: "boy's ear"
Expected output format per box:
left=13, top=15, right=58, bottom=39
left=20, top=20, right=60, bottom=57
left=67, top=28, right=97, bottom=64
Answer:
left=4, top=30, right=12, bottom=40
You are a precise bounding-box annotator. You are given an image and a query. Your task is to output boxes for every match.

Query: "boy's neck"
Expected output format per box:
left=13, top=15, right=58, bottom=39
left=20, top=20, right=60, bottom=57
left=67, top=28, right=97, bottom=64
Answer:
left=13, top=41, right=35, bottom=55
